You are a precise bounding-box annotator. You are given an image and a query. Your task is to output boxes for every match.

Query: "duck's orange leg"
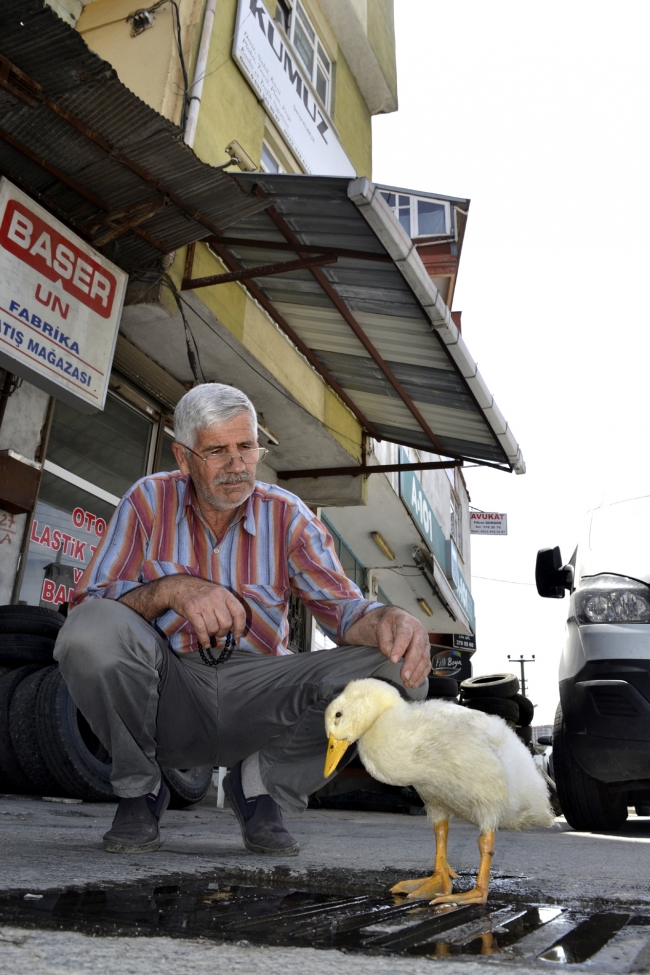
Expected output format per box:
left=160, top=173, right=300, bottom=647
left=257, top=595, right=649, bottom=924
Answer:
left=391, top=820, right=457, bottom=899
left=430, top=830, right=494, bottom=906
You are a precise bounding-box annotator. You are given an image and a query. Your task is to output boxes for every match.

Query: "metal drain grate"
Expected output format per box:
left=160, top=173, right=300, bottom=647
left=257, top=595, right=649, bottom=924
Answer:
left=1, top=881, right=649, bottom=966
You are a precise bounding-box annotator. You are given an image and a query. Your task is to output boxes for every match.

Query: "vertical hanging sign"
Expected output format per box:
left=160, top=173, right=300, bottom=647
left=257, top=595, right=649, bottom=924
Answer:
left=232, top=0, right=355, bottom=177
left=0, top=179, right=127, bottom=413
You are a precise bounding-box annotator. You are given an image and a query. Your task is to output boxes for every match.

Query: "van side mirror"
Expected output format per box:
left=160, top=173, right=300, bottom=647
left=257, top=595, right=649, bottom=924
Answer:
left=535, top=546, right=574, bottom=598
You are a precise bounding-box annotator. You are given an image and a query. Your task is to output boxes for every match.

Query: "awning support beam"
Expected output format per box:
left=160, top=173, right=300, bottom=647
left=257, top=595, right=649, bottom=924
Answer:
left=278, top=460, right=459, bottom=479
left=252, top=188, right=449, bottom=456
left=181, top=253, right=337, bottom=290
left=206, top=235, right=392, bottom=263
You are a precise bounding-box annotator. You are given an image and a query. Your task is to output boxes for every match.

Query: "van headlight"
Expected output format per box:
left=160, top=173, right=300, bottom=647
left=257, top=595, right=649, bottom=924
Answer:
left=576, top=574, right=650, bottom=624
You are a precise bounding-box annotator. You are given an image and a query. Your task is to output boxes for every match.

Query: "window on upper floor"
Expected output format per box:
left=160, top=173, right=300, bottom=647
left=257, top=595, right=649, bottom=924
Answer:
left=379, top=191, right=452, bottom=239
left=275, top=0, right=332, bottom=111
left=260, top=142, right=283, bottom=173
left=450, top=492, right=463, bottom=556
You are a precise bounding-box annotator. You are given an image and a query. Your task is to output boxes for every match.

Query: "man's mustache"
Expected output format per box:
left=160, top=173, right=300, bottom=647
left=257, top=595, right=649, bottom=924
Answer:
left=211, top=470, right=255, bottom=486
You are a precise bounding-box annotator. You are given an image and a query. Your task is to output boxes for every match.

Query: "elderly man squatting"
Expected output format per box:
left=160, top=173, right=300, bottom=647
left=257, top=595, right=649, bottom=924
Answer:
left=54, top=383, right=431, bottom=856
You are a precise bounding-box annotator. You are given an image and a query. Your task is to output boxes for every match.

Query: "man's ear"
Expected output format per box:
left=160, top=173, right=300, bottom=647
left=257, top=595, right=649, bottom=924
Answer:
left=171, top=442, right=191, bottom=475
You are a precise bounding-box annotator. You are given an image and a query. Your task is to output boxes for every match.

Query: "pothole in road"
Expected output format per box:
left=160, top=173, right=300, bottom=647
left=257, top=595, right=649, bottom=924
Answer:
left=1, top=881, right=649, bottom=966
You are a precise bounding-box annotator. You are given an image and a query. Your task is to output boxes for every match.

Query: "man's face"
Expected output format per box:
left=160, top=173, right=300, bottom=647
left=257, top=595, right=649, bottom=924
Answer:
left=172, top=413, right=258, bottom=512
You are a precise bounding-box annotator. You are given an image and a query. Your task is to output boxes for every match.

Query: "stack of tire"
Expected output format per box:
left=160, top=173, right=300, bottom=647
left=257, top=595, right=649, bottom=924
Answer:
left=427, top=675, right=459, bottom=700
left=458, top=673, right=535, bottom=745
left=0, top=604, right=212, bottom=807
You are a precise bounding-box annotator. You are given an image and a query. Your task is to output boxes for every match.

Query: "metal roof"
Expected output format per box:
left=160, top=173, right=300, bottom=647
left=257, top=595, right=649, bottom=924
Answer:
left=199, top=173, right=524, bottom=473
left=0, top=1, right=268, bottom=272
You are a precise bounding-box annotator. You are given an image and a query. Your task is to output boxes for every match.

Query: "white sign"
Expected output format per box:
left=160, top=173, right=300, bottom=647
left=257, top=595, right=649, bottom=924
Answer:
left=0, top=179, right=127, bottom=413
left=233, top=0, right=356, bottom=177
left=470, top=511, right=508, bottom=535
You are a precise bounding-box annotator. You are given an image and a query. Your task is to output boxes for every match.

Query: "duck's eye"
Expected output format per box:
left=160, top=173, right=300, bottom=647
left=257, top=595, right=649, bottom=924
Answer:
left=335, top=711, right=342, bottom=718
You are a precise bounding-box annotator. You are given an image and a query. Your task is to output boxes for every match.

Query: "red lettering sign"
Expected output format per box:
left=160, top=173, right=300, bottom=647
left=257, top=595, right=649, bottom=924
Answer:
left=0, top=200, right=117, bottom=319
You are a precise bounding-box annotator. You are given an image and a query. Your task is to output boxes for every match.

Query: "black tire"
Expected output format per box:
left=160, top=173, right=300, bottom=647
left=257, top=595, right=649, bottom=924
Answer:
left=162, top=766, right=213, bottom=808
left=464, top=696, right=520, bottom=722
left=512, top=693, right=535, bottom=727
left=0, top=605, right=64, bottom=640
left=427, top=676, right=459, bottom=699
left=553, top=702, right=628, bottom=831
left=36, top=668, right=115, bottom=802
left=9, top=666, right=64, bottom=795
left=0, top=665, right=42, bottom=792
left=461, top=673, right=520, bottom=699
left=0, top=634, right=56, bottom=666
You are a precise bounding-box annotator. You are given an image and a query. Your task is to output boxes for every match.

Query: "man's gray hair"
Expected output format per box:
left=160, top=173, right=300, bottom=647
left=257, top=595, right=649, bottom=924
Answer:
left=174, top=383, right=257, bottom=448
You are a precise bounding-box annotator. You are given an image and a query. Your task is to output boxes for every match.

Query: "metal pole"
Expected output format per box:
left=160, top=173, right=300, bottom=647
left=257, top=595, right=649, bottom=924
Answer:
left=508, top=654, right=535, bottom=700
left=184, top=0, right=217, bottom=148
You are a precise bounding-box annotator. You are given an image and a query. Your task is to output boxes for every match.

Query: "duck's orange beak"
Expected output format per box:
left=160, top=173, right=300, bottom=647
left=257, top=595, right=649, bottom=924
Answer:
left=324, top=734, right=352, bottom=777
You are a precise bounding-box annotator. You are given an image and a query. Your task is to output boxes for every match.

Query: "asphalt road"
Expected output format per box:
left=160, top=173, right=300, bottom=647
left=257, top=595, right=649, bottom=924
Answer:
left=1, top=792, right=650, bottom=973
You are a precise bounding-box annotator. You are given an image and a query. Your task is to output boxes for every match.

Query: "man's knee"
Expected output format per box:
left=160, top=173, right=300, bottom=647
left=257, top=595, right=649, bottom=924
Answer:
left=54, top=598, right=153, bottom=674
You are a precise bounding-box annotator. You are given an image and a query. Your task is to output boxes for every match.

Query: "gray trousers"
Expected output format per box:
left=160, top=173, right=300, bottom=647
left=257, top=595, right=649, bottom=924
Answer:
left=54, top=599, right=427, bottom=812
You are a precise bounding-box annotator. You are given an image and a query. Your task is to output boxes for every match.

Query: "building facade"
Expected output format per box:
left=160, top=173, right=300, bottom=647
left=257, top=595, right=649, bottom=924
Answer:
left=0, top=0, right=524, bottom=671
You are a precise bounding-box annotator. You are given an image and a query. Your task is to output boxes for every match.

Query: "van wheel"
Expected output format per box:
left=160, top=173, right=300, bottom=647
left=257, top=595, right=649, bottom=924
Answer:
left=553, top=702, right=628, bottom=831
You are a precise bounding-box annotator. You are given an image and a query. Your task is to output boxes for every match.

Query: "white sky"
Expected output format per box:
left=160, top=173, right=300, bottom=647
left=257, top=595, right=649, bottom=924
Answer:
left=372, top=2, right=650, bottom=723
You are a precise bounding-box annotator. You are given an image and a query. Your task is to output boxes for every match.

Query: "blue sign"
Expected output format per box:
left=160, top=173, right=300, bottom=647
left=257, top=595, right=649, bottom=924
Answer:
left=399, top=447, right=475, bottom=630
left=398, top=448, right=446, bottom=568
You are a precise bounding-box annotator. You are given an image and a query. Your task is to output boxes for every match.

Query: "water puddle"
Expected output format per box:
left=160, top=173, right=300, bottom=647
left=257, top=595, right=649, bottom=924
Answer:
left=0, top=880, right=647, bottom=963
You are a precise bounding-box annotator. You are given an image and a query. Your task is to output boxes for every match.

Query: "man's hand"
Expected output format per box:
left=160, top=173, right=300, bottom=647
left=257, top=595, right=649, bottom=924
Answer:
left=119, top=575, right=246, bottom=646
left=343, top=606, right=431, bottom=689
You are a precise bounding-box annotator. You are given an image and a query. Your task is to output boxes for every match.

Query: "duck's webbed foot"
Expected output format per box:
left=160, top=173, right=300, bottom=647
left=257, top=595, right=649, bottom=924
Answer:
left=430, top=830, right=494, bottom=907
left=391, top=820, right=457, bottom=900
left=391, top=868, right=457, bottom=900
left=430, top=884, right=488, bottom=906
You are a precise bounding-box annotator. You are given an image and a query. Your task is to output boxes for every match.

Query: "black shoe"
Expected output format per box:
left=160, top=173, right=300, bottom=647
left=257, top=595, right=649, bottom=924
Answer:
left=103, top=781, right=170, bottom=853
left=224, top=762, right=299, bottom=856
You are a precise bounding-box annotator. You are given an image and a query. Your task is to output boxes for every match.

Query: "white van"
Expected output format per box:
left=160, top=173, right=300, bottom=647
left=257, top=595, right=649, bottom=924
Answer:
left=536, top=492, right=650, bottom=831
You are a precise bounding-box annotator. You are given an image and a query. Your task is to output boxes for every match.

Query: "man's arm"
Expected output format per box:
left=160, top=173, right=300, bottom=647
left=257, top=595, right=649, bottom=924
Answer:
left=286, top=507, right=431, bottom=687
left=119, top=576, right=246, bottom=647
left=343, top=605, right=431, bottom=689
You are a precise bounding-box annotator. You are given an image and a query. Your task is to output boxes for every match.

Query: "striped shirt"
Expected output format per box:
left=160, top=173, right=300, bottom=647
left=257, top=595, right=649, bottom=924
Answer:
left=70, top=472, right=381, bottom=655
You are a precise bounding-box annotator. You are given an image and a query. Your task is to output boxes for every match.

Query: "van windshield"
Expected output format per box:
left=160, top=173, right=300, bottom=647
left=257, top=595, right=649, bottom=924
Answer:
left=586, top=494, right=650, bottom=584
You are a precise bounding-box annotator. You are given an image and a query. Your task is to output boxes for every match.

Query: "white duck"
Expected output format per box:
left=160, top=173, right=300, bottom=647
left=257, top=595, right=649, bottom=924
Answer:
left=324, top=678, right=554, bottom=906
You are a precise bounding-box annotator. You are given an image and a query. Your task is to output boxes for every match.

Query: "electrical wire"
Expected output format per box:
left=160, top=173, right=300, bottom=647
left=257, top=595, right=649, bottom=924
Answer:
left=164, top=276, right=206, bottom=383
left=473, top=576, right=535, bottom=586
left=128, top=1, right=190, bottom=129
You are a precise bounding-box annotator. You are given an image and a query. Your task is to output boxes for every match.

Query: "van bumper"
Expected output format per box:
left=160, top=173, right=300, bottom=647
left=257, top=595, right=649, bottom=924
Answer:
left=560, top=660, right=650, bottom=783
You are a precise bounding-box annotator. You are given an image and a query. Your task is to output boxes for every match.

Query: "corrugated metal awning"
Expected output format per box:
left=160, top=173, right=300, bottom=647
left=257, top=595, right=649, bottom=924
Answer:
left=0, top=1, right=268, bottom=272
left=199, top=173, right=524, bottom=474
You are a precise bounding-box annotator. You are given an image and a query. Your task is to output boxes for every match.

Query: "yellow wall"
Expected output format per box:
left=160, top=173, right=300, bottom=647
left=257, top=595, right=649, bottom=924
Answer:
left=77, top=0, right=203, bottom=124
left=368, top=0, right=398, bottom=108
left=331, top=50, right=372, bottom=178
left=191, top=0, right=267, bottom=167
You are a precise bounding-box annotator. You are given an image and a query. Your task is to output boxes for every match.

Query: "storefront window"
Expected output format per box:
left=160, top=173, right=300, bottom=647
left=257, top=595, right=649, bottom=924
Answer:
left=18, top=391, right=166, bottom=608
left=18, top=472, right=116, bottom=608
left=155, top=430, right=178, bottom=474
left=46, top=395, right=153, bottom=499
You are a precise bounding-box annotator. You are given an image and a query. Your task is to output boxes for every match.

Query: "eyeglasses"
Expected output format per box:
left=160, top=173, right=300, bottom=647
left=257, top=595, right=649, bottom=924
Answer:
left=177, top=443, right=268, bottom=470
